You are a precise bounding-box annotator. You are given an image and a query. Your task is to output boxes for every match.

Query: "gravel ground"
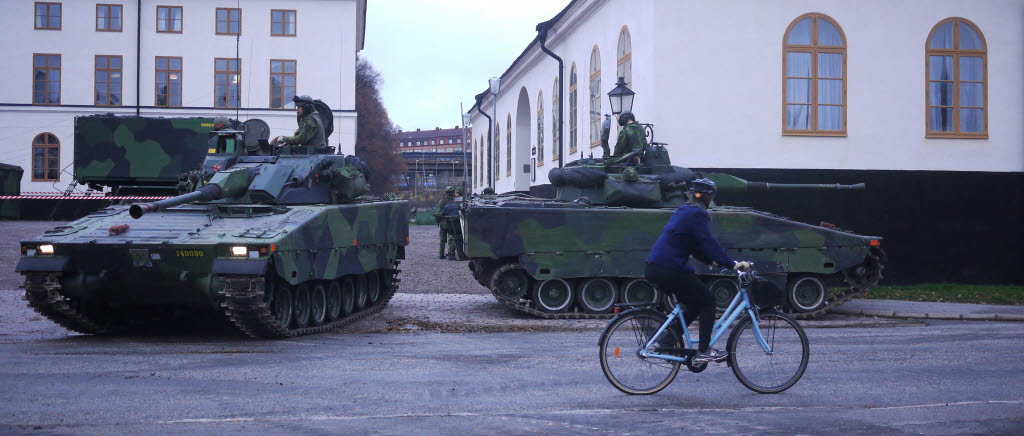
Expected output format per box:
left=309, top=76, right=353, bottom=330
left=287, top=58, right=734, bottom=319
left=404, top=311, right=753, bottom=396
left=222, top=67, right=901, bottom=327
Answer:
left=0, top=221, right=913, bottom=339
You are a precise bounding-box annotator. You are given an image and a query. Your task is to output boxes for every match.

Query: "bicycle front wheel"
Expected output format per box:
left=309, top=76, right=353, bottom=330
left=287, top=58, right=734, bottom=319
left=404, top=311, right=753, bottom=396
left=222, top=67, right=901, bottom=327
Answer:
left=727, top=311, right=809, bottom=394
left=599, top=310, right=682, bottom=395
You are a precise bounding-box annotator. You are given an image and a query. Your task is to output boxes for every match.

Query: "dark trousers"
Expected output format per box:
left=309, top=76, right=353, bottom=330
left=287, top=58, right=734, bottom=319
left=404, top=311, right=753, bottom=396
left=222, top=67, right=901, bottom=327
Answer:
left=644, top=262, right=716, bottom=352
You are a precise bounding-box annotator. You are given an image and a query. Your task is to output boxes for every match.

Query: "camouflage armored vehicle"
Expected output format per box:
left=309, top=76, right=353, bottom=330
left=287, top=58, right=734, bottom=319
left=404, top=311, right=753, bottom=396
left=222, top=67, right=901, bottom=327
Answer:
left=464, top=144, right=883, bottom=320
left=17, top=104, right=409, bottom=338
left=73, top=115, right=270, bottom=195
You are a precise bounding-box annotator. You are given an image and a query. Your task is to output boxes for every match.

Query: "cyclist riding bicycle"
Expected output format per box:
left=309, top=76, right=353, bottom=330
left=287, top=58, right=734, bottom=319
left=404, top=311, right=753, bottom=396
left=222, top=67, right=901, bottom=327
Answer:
left=645, top=177, right=751, bottom=363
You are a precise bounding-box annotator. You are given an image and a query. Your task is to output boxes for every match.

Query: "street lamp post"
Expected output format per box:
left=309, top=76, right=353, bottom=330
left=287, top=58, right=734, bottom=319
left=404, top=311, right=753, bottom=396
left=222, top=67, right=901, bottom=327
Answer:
left=461, top=111, right=472, bottom=193
left=488, top=77, right=501, bottom=190
left=607, top=76, right=635, bottom=117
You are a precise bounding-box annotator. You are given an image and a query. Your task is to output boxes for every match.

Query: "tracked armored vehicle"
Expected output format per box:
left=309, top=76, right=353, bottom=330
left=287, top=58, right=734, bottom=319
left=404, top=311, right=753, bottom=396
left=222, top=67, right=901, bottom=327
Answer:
left=464, top=144, right=883, bottom=320
left=17, top=103, right=409, bottom=338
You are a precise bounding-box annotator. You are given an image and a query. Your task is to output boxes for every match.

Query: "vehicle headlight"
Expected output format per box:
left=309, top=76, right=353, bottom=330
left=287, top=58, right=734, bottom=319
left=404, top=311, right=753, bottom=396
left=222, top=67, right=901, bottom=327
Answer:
left=38, top=244, right=54, bottom=255
left=231, top=246, right=248, bottom=256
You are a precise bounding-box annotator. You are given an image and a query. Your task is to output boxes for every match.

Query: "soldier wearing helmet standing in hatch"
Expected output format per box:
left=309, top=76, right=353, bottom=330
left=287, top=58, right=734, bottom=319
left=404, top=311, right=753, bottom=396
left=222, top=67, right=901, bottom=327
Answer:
left=272, top=95, right=326, bottom=148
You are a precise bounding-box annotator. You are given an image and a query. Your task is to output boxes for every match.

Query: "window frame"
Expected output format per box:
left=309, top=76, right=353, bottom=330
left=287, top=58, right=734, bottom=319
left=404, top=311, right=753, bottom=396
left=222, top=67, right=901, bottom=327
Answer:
left=552, top=77, right=559, bottom=161
left=782, top=13, right=848, bottom=136
left=494, top=121, right=500, bottom=180
left=34, top=2, right=61, bottom=30
left=269, top=59, right=297, bottom=109
left=216, top=7, right=241, bottom=36
left=536, top=90, right=544, bottom=167
left=156, top=5, right=183, bottom=33
left=271, top=9, right=296, bottom=37
left=506, top=114, right=512, bottom=176
left=31, top=133, right=60, bottom=182
left=479, top=135, right=484, bottom=185
left=925, top=17, right=988, bottom=139
left=569, top=62, right=578, bottom=155
left=32, top=53, right=61, bottom=105
left=155, top=56, right=182, bottom=108
left=96, top=4, right=122, bottom=32
left=214, top=57, right=241, bottom=108
left=94, top=55, right=123, bottom=107
left=589, top=45, right=602, bottom=147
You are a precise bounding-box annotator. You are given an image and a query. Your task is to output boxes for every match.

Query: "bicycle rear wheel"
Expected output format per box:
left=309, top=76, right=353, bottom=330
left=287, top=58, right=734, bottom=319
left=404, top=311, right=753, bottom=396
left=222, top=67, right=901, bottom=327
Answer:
left=599, top=310, right=682, bottom=395
left=727, top=311, right=809, bottom=394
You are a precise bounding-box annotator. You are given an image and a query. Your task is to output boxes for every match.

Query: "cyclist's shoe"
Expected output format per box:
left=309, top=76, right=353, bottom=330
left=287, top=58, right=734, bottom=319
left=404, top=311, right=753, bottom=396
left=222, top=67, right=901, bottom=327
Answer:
left=693, top=347, right=728, bottom=363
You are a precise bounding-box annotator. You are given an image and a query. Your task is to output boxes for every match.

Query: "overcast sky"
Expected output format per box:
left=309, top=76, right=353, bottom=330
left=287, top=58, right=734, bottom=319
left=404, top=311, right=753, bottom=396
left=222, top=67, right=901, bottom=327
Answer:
left=360, top=0, right=567, bottom=131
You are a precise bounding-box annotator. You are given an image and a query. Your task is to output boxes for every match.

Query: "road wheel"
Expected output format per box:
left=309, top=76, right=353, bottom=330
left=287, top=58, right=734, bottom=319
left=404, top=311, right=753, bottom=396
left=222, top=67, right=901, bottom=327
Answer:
left=310, top=283, right=327, bottom=327
left=293, top=284, right=311, bottom=329
left=787, top=275, right=826, bottom=313
left=339, top=277, right=355, bottom=316
left=621, top=279, right=660, bottom=305
left=354, top=275, right=368, bottom=310
left=365, top=271, right=382, bottom=305
left=577, top=278, right=617, bottom=313
left=326, top=280, right=342, bottom=321
left=272, top=284, right=293, bottom=328
left=532, top=279, right=574, bottom=313
left=707, top=277, right=739, bottom=311
left=490, top=264, right=530, bottom=301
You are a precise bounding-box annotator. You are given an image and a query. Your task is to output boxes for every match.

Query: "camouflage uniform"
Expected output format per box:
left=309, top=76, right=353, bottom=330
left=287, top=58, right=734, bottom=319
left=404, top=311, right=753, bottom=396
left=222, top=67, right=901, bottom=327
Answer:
left=613, top=121, right=648, bottom=157
left=283, top=111, right=326, bottom=147
left=438, top=189, right=455, bottom=258
left=437, top=187, right=466, bottom=260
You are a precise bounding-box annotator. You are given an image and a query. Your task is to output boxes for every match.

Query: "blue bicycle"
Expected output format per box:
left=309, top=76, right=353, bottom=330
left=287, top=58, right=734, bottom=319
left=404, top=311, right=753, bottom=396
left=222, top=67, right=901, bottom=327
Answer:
left=599, top=268, right=809, bottom=394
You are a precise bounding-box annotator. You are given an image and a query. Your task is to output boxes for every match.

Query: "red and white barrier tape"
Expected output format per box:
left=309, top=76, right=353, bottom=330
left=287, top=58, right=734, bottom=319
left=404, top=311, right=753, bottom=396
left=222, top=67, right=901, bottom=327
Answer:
left=0, top=196, right=172, bottom=200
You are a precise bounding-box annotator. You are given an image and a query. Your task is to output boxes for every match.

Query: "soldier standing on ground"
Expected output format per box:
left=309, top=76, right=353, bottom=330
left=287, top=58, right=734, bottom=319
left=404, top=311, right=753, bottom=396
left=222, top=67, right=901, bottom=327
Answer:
left=438, top=186, right=456, bottom=259
left=272, top=95, right=326, bottom=148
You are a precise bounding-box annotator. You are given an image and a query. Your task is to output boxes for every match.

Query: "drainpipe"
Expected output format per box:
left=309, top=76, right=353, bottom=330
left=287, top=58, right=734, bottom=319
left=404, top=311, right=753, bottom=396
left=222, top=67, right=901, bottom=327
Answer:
left=474, top=92, right=493, bottom=189
left=536, top=21, right=563, bottom=169
left=135, top=0, right=141, bottom=116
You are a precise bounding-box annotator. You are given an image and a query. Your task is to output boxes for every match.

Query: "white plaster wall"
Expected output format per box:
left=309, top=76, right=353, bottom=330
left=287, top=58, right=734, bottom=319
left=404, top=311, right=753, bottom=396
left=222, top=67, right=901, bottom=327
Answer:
left=0, top=0, right=361, bottom=192
left=472, top=0, right=1023, bottom=193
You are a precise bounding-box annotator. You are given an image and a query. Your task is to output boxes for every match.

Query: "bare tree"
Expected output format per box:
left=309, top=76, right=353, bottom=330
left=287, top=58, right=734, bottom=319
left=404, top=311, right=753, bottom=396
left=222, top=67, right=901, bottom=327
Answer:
left=355, top=56, right=405, bottom=194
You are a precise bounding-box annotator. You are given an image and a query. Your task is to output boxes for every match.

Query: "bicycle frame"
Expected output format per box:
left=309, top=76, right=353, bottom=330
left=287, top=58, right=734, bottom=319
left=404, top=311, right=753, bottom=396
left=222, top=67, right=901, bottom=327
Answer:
left=640, top=278, right=773, bottom=363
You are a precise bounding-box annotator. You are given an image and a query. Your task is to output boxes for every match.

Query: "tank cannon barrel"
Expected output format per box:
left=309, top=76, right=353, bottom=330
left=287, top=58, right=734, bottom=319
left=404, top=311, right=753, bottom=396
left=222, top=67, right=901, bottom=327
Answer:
left=707, top=173, right=864, bottom=193
left=129, top=184, right=222, bottom=219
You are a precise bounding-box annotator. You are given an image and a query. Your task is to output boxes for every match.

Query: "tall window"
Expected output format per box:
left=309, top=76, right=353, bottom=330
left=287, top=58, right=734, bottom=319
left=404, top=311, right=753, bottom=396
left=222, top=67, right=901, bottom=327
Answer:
left=479, top=135, right=484, bottom=185
left=270, top=60, right=296, bottom=109
left=35, top=2, right=61, bottom=30
left=155, top=56, right=182, bottom=107
left=569, top=63, right=579, bottom=155
left=216, top=8, right=241, bottom=35
left=33, top=54, right=60, bottom=105
left=536, top=90, right=544, bottom=167
left=589, top=46, right=602, bottom=147
left=96, top=4, right=122, bottom=31
left=157, top=6, right=183, bottom=33
left=95, top=55, right=122, bottom=106
left=783, top=13, right=846, bottom=135
left=506, top=114, right=512, bottom=176
left=215, top=58, right=241, bottom=108
left=271, top=10, right=296, bottom=36
left=494, top=122, right=500, bottom=179
left=32, top=133, right=59, bottom=181
left=927, top=18, right=987, bottom=137
left=617, top=26, right=632, bottom=88
left=552, top=78, right=559, bottom=161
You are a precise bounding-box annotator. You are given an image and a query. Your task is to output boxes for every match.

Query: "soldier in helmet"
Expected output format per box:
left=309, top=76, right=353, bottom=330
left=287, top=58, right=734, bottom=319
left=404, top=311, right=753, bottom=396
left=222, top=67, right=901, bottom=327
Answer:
left=611, top=111, right=648, bottom=162
left=213, top=116, right=233, bottom=131
left=437, top=186, right=458, bottom=259
left=482, top=187, right=495, bottom=195
left=272, top=95, right=326, bottom=148
left=645, top=178, right=751, bottom=364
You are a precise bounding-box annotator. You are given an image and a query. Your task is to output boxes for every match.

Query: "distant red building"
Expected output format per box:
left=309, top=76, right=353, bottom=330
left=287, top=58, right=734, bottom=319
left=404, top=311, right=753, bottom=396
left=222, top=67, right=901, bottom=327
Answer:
left=397, top=126, right=471, bottom=153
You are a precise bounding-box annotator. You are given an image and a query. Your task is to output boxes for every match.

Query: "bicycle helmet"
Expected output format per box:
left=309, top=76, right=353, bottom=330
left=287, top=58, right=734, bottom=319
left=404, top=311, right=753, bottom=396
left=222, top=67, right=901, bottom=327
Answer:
left=687, top=177, right=717, bottom=199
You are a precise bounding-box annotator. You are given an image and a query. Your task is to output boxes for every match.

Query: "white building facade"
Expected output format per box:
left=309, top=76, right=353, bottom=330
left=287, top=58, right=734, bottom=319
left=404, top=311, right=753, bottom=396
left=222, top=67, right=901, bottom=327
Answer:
left=1, top=0, right=366, bottom=192
left=467, top=0, right=1023, bottom=194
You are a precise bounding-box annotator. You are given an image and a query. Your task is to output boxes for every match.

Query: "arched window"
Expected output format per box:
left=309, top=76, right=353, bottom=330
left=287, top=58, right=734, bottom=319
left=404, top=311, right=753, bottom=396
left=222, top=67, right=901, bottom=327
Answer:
left=589, top=46, right=602, bottom=147
left=494, top=121, right=500, bottom=179
left=479, top=135, right=484, bottom=185
left=536, top=90, right=544, bottom=167
left=569, top=62, right=578, bottom=155
left=783, top=13, right=846, bottom=135
left=552, top=78, right=559, bottom=161
left=617, top=26, right=632, bottom=88
left=506, top=114, right=512, bottom=176
left=927, top=18, right=987, bottom=137
left=32, top=133, right=60, bottom=181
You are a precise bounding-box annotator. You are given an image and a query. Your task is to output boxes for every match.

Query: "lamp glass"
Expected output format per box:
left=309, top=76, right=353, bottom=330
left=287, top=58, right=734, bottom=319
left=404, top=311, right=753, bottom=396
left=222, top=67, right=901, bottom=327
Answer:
left=488, top=77, right=501, bottom=95
left=462, top=113, right=472, bottom=125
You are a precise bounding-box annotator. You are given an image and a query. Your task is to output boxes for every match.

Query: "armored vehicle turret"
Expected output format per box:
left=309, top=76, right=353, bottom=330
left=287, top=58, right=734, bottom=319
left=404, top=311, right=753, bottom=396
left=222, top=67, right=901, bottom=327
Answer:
left=464, top=143, right=882, bottom=320
left=17, top=102, right=409, bottom=338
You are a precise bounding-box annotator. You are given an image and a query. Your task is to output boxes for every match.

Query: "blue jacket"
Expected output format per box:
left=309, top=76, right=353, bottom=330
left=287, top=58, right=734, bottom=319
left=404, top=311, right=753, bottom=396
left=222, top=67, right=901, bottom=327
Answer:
left=646, top=203, right=735, bottom=273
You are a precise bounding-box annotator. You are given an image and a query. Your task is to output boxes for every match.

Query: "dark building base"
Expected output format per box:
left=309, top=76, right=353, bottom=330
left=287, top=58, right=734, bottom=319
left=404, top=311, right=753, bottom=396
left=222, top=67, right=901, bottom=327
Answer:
left=529, top=169, right=1023, bottom=285
left=2, top=199, right=108, bottom=221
